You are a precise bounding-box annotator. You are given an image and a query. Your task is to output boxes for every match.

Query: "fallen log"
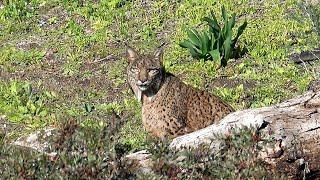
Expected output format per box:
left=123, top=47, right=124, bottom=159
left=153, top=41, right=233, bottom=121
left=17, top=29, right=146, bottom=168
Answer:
left=128, top=83, right=320, bottom=178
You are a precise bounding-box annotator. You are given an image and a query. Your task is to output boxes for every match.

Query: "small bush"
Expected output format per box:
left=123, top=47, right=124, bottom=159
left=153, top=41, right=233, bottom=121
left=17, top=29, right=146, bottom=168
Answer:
left=180, top=5, right=247, bottom=67
left=0, top=118, right=135, bottom=179
left=145, top=127, right=282, bottom=179
left=0, top=81, right=54, bottom=126
left=0, top=121, right=285, bottom=179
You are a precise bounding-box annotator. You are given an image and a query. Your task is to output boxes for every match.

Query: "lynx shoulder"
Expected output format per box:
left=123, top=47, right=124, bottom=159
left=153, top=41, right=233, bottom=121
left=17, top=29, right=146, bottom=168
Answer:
left=126, top=45, right=234, bottom=138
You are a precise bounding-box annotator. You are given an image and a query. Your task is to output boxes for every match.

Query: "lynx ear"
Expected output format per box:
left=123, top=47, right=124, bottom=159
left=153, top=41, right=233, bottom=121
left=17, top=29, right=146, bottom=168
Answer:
left=154, top=48, right=164, bottom=64
left=126, top=46, right=138, bottom=62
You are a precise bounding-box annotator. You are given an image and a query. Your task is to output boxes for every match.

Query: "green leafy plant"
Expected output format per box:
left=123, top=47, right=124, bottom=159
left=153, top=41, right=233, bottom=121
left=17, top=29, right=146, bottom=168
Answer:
left=0, top=0, right=36, bottom=21
left=180, top=5, right=247, bottom=67
left=0, top=81, right=55, bottom=124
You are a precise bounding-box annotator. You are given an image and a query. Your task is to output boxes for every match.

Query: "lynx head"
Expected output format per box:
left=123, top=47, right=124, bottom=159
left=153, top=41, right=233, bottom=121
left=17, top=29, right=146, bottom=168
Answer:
left=126, top=45, right=165, bottom=102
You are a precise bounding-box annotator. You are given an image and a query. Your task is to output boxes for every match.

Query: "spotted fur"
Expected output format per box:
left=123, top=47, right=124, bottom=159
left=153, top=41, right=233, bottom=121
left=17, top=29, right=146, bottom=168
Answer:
left=126, top=46, right=234, bottom=138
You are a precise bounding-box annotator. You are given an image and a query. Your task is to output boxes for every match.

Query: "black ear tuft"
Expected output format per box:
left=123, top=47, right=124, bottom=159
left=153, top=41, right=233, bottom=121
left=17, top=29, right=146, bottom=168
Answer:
left=154, top=45, right=165, bottom=64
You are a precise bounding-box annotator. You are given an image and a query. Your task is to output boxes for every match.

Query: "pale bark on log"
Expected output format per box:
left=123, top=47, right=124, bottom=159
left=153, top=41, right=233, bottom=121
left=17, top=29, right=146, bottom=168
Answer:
left=127, top=88, right=320, bottom=177
left=171, top=90, right=320, bottom=151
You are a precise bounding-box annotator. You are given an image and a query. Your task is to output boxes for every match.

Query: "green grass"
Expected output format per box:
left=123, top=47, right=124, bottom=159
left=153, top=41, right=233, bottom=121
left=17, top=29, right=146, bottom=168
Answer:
left=0, top=81, right=56, bottom=126
left=0, top=0, right=319, bottom=178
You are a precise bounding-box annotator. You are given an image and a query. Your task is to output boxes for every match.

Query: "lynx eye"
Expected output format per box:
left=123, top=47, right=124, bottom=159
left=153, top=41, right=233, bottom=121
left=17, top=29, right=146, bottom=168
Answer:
left=130, top=67, right=139, bottom=73
left=148, top=69, right=159, bottom=75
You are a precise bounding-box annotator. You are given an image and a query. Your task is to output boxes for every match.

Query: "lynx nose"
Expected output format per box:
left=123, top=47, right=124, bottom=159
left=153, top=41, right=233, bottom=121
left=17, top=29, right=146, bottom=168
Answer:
left=138, top=69, right=148, bottom=84
left=139, top=78, right=147, bottom=84
left=137, top=80, right=148, bottom=85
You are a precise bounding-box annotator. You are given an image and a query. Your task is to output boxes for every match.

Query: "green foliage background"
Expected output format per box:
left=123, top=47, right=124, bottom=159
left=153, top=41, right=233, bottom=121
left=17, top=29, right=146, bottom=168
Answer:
left=0, top=0, right=319, bottom=178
